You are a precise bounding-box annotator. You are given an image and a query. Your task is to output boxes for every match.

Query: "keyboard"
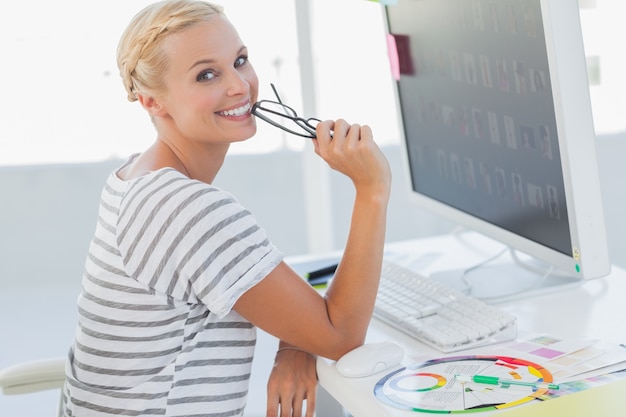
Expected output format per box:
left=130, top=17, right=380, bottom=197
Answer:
left=374, top=259, right=517, bottom=353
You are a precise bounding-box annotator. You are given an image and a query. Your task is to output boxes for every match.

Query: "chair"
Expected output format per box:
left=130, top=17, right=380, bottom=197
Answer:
left=0, top=356, right=66, bottom=416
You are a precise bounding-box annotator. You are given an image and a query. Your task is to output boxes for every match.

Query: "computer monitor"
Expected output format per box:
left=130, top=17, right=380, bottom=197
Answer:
left=384, top=0, right=611, bottom=301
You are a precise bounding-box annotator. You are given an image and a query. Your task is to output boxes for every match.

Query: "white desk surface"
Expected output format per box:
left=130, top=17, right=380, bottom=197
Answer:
left=289, top=232, right=626, bottom=417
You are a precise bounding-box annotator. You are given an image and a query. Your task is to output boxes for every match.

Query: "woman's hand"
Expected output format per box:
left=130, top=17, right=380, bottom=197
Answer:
left=266, top=347, right=318, bottom=417
left=313, top=119, right=391, bottom=198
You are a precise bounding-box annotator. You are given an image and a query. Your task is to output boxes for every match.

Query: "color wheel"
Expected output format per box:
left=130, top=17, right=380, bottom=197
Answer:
left=374, top=355, right=556, bottom=414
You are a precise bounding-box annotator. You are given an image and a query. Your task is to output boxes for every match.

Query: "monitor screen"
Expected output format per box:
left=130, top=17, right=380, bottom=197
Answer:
left=384, top=0, right=610, bottom=299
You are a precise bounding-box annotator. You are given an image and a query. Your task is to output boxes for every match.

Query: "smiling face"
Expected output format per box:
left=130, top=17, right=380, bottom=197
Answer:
left=150, top=16, right=259, bottom=147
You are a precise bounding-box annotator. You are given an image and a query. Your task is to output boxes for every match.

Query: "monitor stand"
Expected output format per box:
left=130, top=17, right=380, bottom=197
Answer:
left=429, top=249, right=583, bottom=304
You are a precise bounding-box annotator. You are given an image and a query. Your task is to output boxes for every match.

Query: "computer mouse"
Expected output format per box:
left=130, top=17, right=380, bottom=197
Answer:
left=335, top=341, right=404, bottom=378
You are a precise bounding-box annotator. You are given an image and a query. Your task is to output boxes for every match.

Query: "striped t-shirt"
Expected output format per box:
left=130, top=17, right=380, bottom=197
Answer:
left=62, top=162, right=283, bottom=417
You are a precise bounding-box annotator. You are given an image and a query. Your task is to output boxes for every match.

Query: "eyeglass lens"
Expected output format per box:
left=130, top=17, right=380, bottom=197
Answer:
left=252, top=84, right=318, bottom=138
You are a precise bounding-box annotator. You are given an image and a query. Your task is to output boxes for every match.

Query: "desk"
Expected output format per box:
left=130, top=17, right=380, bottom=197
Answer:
left=291, top=233, right=626, bottom=417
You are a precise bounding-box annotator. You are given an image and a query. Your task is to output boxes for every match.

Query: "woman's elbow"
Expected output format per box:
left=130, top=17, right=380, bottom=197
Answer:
left=320, top=334, right=366, bottom=361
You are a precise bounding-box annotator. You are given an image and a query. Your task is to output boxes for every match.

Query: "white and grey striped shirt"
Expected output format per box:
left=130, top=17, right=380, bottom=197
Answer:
left=62, top=163, right=283, bottom=417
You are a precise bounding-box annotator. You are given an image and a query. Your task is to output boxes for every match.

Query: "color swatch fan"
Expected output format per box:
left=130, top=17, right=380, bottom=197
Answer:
left=374, top=355, right=557, bottom=413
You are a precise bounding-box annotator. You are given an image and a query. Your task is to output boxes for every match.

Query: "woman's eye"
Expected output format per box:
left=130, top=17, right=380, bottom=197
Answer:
left=235, top=55, right=248, bottom=68
left=197, top=70, right=217, bottom=82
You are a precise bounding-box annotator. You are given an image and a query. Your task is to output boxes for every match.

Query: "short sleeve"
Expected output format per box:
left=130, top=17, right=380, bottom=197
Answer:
left=116, top=169, right=283, bottom=317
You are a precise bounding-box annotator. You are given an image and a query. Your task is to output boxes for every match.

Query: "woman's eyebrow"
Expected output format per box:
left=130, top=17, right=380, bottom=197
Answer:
left=188, top=46, right=247, bottom=71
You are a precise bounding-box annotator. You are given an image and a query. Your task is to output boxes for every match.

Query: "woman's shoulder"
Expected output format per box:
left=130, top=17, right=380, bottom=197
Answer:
left=114, top=165, right=247, bottom=222
left=123, top=167, right=236, bottom=205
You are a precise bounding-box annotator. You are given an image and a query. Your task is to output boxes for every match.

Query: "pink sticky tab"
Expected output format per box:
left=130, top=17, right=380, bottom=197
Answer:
left=386, top=33, right=400, bottom=81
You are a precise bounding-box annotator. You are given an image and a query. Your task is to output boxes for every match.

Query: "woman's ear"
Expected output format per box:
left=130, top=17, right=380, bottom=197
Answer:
left=137, top=93, right=167, bottom=117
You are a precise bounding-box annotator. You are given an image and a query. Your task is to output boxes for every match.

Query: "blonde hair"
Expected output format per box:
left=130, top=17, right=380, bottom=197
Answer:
left=116, top=0, right=224, bottom=102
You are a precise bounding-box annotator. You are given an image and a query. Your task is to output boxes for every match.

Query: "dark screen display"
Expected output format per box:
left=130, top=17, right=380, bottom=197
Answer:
left=387, top=0, right=571, bottom=255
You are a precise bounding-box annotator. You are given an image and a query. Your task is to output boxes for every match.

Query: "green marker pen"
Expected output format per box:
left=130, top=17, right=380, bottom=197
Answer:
left=455, top=374, right=560, bottom=390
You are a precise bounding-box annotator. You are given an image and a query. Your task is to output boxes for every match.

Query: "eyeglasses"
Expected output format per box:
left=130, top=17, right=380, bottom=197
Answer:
left=251, top=84, right=321, bottom=139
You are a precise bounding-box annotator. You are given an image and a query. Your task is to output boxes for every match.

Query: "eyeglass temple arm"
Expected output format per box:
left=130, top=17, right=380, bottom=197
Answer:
left=269, top=83, right=283, bottom=104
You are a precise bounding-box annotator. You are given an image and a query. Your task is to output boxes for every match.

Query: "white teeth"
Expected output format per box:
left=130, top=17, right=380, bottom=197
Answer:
left=219, top=103, right=250, bottom=116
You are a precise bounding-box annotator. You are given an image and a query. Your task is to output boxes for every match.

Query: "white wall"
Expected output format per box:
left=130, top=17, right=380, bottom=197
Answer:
left=594, top=132, right=626, bottom=270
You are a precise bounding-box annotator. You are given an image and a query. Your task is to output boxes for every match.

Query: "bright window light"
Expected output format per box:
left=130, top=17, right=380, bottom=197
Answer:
left=0, top=0, right=302, bottom=166
left=579, top=0, right=626, bottom=134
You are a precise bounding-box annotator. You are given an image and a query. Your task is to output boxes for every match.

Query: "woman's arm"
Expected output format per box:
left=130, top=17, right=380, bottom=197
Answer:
left=234, top=119, right=391, bottom=360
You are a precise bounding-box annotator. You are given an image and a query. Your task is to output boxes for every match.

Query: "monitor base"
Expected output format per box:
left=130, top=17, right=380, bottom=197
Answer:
left=429, top=254, right=583, bottom=304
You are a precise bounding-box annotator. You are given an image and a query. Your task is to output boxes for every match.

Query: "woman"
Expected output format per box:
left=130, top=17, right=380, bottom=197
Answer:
left=62, top=1, right=391, bottom=416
